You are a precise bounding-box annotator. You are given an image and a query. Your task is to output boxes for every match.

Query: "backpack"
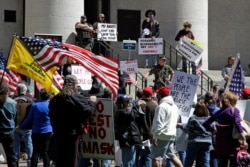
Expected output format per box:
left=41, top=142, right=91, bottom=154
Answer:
left=115, top=106, right=142, bottom=147
left=15, top=97, right=32, bottom=127
left=127, top=121, right=142, bottom=146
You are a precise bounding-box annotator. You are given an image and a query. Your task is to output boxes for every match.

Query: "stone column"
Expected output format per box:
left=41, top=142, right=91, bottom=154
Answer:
left=25, top=0, right=84, bottom=43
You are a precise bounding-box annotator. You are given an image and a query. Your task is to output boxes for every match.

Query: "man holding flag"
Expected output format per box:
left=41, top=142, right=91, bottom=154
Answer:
left=224, top=53, right=246, bottom=97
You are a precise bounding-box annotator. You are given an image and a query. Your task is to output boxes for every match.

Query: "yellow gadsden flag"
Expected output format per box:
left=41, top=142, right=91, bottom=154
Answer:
left=7, top=37, right=57, bottom=92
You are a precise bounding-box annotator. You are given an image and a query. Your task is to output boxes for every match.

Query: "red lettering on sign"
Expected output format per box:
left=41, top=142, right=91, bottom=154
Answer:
left=88, top=126, right=107, bottom=139
left=82, top=141, right=114, bottom=155
left=127, top=68, right=134, bottom=72
left=96, top=101, right=104, bottom=113
left=89, top=114, right=111, bottom=127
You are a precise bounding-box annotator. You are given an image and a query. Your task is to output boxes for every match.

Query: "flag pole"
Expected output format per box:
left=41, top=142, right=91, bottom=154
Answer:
left=225, top=53, right=240, bottom=91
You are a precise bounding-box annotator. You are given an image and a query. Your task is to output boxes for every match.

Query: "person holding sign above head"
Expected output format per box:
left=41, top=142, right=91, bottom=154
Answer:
left=75, top=15, right=94, bottom=51
left=151, top=86, right=183, bottom=167
left=144, top=56, right=174, bottom=91
left=142, top=9, right=160, bottom=68
left=175, top=21, right=196, bottom=74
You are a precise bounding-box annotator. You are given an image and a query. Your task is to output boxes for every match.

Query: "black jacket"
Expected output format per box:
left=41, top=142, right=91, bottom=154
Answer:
left=49, top=93, right=96, bottom=135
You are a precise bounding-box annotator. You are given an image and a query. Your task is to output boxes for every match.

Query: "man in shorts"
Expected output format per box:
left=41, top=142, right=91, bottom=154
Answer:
left=151, top=87, right=183, bottom=167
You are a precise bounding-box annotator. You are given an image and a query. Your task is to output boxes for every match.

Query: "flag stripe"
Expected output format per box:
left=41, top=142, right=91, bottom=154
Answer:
left=65, top=48, right=119, bottom=94
left=34, top=46, right=67, bottom=70
left=228, top=59, right=245, bottom=96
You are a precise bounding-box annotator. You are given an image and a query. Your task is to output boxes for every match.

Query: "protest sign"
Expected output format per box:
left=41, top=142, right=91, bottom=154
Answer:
left=236, top=100, right=250, bottom=121
left=138, top=38, right=163, bottom=55
left=176, top=36, right=204, bottom=65
left=171, top=71, right=199, bottom=117
left=120, top=59, right=138, bottom=74
left=81, top=99, right=115, bottom=160
left=97, top=23, right=117, bottom=41
left=71, top=65, right=92, bottom=90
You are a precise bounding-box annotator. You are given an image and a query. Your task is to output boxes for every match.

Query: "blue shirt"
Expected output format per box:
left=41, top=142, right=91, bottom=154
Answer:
left=20, top=100, right=52, bottom=134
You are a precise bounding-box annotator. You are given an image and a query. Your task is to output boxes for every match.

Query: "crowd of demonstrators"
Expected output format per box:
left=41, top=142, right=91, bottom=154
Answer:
left=203, top=91, right=248, bottom=167
left=142, top=9, right=160, bottom=68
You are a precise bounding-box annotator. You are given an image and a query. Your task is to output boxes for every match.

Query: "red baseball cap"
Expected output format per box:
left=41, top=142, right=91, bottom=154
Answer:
left=143, top=87, right=153, bottom=96
left=242, top=87, right=250, bottom=99
left=156, top=87, right=170, bottom=97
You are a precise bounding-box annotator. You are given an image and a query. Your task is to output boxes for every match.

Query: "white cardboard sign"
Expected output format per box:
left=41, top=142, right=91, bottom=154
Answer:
left=71, top=65, right=92, bottom=90
left=119, top=60, right=138, bottom=74
left=138, top=38, right=163, bottom=55
left=97, top=23, right=117, bottom=41
left=171, top=71, right=200, bottom=117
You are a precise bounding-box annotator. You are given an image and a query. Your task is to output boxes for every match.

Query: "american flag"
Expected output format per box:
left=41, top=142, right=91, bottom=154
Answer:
left=228, top=59, right=245, bottom=96
left=0, top=53, right=21, bottom=93
left=123, top=71, right=138, bottom=86
left=18, top=37, right=119, bottom=95
left=53, top=71, right=64, bottom=90
left=19, top=37, right=67, bottom=70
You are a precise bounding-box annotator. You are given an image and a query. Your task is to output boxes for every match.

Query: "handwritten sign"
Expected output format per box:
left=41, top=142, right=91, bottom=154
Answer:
left=97, top=23, right=117, bottom=41
left=71, top=65, right=92, bottom=90
left=119, top=60, right=138, bottom=74
left=81, top=99, right=115, bottom=160
left=138, top=38, right=163, bottom=55
left=176, top=37, right=204, bottom=65
left=171, top=71, right=200, bottom=117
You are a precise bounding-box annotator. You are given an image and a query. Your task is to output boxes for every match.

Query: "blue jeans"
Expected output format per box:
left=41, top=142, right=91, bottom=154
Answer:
left=122, top=146, right=136, bottom=167
left=136, top=145, right=151, bottom=167
left=184, top=142, right=210, bottom=167
left=144, top=55, right=157, bottom=67
left=14, top=130, right=33, bottom=167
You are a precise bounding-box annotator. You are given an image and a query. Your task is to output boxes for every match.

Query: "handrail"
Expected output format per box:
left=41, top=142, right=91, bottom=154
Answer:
left=94, top=38, right=214, bottom=96
left=94, top=40, right=147, bottom=93
left=163, top=39, right=214, bottom=95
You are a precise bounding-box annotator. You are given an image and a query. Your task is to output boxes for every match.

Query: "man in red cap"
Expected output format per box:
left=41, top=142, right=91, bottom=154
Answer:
left=135, top=87, right=158, bottom=167
left=151, top=87, right=183, bottom=167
